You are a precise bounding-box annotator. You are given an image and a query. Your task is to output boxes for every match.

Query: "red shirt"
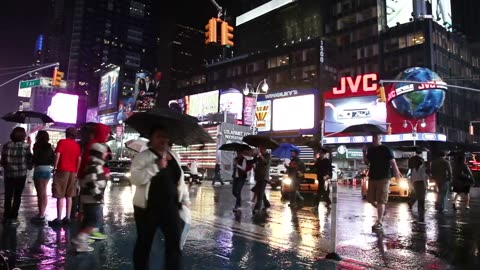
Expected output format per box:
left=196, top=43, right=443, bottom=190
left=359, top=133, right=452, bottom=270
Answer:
left=55, top=138, right=81, bottom=173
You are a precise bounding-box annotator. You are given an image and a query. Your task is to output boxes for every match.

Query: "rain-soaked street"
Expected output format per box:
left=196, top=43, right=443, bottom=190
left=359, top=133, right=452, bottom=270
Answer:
left=1, top=180, right=480, bottom=270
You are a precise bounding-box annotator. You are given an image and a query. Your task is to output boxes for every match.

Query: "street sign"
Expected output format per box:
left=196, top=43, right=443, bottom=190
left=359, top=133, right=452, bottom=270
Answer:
left=19, top=79, right=40, bottom=89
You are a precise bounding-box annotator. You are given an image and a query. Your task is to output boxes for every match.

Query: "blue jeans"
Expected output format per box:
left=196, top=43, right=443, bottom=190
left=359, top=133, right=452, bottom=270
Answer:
left=436, top=182, right=450, bottom=211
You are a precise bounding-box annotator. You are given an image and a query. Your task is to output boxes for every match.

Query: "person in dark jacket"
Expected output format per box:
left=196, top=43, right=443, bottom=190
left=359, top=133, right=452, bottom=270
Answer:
left=212, top=163, right=224, bottom=186
left=452, top=154, right=474, bottom=210
left=72, top=143, right=109, bottom=252
left=1, top=127, right=32, bottom=225
left=252, top=146, right=271, bottom=215
left=286, top=150, right=305, bottom=209
left=430, top=150, right=452, bottom=212
left=31, top=130, right=55, bottom=222
left=313, top=149, right=332, bottom=211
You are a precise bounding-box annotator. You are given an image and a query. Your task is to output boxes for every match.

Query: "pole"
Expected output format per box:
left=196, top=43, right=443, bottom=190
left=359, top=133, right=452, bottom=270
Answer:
left=0, top=62, right=59, bottom=88
left=326, top=176, right=341, bottom=261
left=120, top=122, right=125, bottom=159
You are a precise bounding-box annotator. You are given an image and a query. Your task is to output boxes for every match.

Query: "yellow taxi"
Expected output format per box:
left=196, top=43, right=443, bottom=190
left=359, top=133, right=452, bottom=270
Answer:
left=280, top=163, right=319, bottom=199
left=361, top=168, right=412, bottom=200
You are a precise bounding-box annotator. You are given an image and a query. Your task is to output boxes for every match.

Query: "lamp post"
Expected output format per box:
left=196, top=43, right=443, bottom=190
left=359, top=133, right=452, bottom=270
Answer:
left=118, top=120, right=125, bottom=159
left=243, top=79, right=269, bottom=135
left=402, top=119, right=426, bottom=146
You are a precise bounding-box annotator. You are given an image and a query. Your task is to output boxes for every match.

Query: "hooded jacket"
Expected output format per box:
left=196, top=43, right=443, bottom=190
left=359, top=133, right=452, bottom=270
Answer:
left=78, top=123, right=111, bottom=178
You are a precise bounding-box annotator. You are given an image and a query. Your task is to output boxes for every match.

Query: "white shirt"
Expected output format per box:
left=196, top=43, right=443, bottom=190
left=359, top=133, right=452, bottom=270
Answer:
left=190, top=161, right=198, bottom=175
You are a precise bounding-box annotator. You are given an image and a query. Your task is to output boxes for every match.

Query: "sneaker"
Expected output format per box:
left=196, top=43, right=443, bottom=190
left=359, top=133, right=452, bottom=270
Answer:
left=62, top=217, right=72, bottom=225
left=48, top=219, right=62, bottom=227
left=89, top=231, right=107, bottom=240
left=372, top=222, right=383, bottom=230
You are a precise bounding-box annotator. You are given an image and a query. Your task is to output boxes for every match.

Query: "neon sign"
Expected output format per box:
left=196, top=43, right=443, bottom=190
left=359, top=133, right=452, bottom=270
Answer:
left=332, top=73, right=378, bottom=95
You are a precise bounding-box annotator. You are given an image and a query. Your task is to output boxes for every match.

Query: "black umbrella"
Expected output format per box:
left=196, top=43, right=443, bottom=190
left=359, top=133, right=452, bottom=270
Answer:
left=2, top=111, right=54, bottom=124
left=242, top=135, right=279, bottom=149
left=125, top=108, right=214, bottom=147
left=219, top=142, right=252, bottom=152
left=340, top=124, right=386, bottom=135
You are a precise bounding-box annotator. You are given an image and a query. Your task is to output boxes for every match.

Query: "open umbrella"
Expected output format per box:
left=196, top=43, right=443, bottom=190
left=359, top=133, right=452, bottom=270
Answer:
left=219, top=142, right=252, bottom=152
left=340, top=124, right=386, bottom=135
left=125, top=108, right=214, bottom=147
left=126, top=139, right=148, bottom=152
left=2, top=111, right=54, bottom=124
left=242, top=135, right=279, bottom=149
left=272, top=143, right=300, bottom=159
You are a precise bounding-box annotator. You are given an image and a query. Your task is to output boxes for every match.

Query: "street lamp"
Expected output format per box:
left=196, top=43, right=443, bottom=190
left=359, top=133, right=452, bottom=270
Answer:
left=402, top=119, right=426, bottom=146
left=243, top=79, right=269, bottom=134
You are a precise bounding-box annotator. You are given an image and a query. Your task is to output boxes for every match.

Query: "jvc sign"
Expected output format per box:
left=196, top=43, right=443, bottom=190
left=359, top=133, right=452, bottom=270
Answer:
left=332, top=73, right=378, bottom=95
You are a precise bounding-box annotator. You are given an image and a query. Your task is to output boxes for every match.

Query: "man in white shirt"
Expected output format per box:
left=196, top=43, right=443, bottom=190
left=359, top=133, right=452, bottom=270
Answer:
left=189, top=160, right=199, bottom=184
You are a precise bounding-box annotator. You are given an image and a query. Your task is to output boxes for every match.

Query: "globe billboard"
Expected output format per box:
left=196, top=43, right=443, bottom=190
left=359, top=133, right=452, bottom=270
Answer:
left=388, top=67, right=446, bottom=119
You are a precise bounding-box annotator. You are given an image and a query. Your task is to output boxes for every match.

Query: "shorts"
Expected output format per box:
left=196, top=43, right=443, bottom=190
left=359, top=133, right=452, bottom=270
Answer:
left=33, top=165, right=52, bottom=180
left=52, top=171, right=77, bottom=198
left=367, top=179, right=390, bottom=204
left=81, top=203, right=103, bottom=228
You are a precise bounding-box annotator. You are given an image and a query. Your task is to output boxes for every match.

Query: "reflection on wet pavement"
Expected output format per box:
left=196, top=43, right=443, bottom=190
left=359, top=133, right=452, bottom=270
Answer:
left=1, top=181, right=480, bottom=269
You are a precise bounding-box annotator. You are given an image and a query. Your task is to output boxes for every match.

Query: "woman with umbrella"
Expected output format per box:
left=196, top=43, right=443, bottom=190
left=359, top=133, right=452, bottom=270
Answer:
left=130, top=126, right=191, bottom=270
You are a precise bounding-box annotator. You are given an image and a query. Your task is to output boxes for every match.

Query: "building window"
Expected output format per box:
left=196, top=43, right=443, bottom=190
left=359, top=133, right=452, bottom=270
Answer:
left=267, top=55, right=289, bottom=69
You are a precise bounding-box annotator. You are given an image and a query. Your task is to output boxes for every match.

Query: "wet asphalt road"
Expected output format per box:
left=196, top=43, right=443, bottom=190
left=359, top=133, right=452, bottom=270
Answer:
left=1, top=180, right=480, bottom=270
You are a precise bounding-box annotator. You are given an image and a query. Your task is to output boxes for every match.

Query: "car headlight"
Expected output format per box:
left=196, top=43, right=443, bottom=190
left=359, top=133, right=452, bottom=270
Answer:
left=125, top=172, right=131, bottom=178
left=282, top=178, right=292, bottom=185
left=399, top=180, right=409, bottom=189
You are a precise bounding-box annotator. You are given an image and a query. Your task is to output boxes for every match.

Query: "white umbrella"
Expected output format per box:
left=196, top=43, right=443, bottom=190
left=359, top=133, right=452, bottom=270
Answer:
left=125, top=139, right=148, bottom=153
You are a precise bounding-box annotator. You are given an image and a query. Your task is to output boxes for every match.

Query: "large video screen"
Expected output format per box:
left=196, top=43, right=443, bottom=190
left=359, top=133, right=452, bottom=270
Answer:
left=272, top=95, right=315, bottom=131
left=431, top=0, right=452, bottom=30
left=220, top=89, right=243, bottom=120
left=324, top=95, right=386, bottom=133
left=187, top=90, right=219, bottom=121
left=98, top=67, right=120, bottom=112
left=386, top=0, right=414, bottom=28
left=47, top=93, right=79, bottom=124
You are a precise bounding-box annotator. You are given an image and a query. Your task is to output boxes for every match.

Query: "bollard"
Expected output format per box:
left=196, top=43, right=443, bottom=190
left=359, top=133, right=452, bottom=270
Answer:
left=326, top=179, right=342, bottom=261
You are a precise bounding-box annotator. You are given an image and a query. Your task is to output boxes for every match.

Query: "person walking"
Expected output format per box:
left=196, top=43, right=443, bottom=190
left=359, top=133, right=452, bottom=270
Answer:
left=252, top=146, right=271, bottom=215
left=72, top=143, right=109, bottom=252
left=189, top=160, right=200, bottom=184
left=363, top=133, right=401, bottom=230
left=313, top=149, right=332, bottom=211
left=407, top=149, right=428, bottom=213
left=49, top=127, right=81, bottom=226
left=286, top=150, right=305, bottom=209
left=31, top=130, right=55, bottom=223
left=1, top=127, right=32, bottom=225
left=212, top=163, right=224, bottom=186
left=452, top=154, right=474, bottom=210
left=232, top=151, right=247, bottom=212
left=130, top=126, right=190, bottom=270
left=430, top=150, right=452, bottom=213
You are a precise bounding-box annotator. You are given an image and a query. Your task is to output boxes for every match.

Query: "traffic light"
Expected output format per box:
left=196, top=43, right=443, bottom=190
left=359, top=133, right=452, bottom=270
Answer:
left=52, top=68, right=64, bottom=87
left=221, top=21, right=234, bottom=47
left=205, top=18, right=217, bottom=45
left=376, top=86, right=386, bottom=102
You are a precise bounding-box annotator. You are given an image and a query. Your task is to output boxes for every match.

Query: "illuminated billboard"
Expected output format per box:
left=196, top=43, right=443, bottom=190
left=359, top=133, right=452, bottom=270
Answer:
left=86, top=107, right=98, bottom=123
left=220, top=89, right=243, bottom=120
left=187, top=90, right=219, bottom=121
left=47, top=93, right=79, bottom=124
left=98, top=67, right=120, bottom=112
left=243, top=96, right=256, bottom=126
left=255, top=100, right=272, bottom=132
left=324, top=96, right=386, bottom=133
left=386, top=0, right=414, bottom=28
left=168, top=97, right=188, bottom=114
left=272, top=94, right=315, bottom=131
left=134, top=71, right=159, bottom=111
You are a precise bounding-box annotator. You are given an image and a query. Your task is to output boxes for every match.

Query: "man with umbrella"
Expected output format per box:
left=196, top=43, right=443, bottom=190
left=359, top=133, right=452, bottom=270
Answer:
left=285, top=149, right=305, bottom=209
left=313, top=148, right=332, bottom=211
left=252, top=146, right=272, bottom=215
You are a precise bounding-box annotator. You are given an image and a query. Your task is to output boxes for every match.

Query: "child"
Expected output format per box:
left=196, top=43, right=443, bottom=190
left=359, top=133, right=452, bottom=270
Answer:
left=72, top=143, right=108, bottom=252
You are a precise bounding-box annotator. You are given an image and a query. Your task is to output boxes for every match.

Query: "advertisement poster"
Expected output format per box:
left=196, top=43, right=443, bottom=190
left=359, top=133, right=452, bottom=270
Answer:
left=168, top=97, right=188, bottom=114
left=219, top=89, right=243, bottom=120
left=255, top=100, right=272, bottom=132
left=243, top=96, right=256, bottom=126
left=47, top=93, right=79, bottom=124
left=187, top=90, right=219, bottom=121
left=324, top=96, right=387, bottom=133
left=134, top=71, right=161, bottom=111
left=386, top=0, right=413, bottom=28
left=272, top=94, right=315, bottom=131
left=117, top=96, right=135, bottom=122
left=98, top=67, right=120, bottom=112
left=431, top=0, right=452, bottom=30
left=86, top=107, right=98, bottom=123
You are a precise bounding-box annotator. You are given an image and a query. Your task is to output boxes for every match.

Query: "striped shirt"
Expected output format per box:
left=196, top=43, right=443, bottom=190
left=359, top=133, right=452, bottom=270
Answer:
left=79, top=156, right=107, bottom=204
left=1, top=141, right=32, bottom=178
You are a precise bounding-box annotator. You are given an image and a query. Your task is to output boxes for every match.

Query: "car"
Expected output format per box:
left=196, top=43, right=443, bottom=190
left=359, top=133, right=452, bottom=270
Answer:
left=107, top=160, right=132, bottom=184
left=269, top=158, right=287, bottom=189
left=280, top=163, right=320, bottom=199
left=181, top=165, right=203, bottom=184
left=361, top=167, right=412, bottom=200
